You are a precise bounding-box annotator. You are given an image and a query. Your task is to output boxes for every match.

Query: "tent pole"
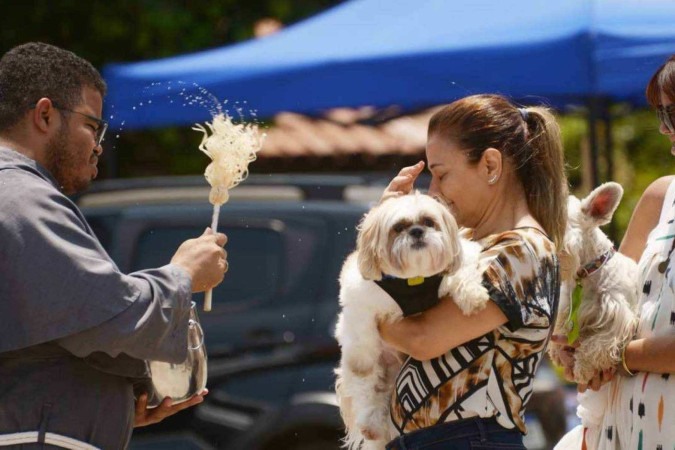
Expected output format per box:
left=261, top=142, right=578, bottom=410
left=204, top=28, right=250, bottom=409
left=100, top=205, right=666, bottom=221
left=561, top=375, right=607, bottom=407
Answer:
left=587, top=97, right=600, bottom=188
left=102, top=144, right=119, bottom=179
left=603, top=99, right=614, bottom=184
left=602, top=98, right=618, bottom=241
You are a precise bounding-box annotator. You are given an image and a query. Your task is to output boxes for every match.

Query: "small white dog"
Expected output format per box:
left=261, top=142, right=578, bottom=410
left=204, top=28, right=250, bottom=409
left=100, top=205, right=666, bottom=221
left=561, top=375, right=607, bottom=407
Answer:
left=550, top=182, right=639, bottom=450
left=334, top=192, right=489, bottom=450
left=550, top=182, right=639, bottom=384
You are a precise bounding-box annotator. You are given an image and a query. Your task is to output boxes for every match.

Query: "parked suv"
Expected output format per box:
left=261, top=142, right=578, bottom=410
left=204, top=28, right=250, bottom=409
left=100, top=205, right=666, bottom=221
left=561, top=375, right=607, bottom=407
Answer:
left=76, top=174, right=566, bottom=450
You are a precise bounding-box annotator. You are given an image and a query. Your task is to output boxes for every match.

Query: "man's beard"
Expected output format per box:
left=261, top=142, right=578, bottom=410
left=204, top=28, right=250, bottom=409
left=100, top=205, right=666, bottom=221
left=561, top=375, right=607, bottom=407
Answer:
left=44, top=124, right=90, bottom=195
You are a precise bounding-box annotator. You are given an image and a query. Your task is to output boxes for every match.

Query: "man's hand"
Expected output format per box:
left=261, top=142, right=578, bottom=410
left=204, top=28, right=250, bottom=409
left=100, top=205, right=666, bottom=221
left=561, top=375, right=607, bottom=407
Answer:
left=134, top=390, right=208, bottom=427
left=381, top=161, right=425, bottom=202
left=171, top=228, right=228, bottom=293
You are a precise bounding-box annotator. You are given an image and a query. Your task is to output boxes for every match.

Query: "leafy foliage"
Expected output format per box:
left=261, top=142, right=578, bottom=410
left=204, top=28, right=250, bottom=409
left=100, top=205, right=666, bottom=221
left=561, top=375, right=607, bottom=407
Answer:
left=1, top=1, right=340, bottom=67
left=561, top=106, right=673, bottom=243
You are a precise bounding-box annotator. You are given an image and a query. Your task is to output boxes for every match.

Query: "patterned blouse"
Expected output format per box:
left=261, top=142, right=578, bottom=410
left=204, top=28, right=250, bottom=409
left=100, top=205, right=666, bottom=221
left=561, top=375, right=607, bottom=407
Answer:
left=390, top=227, right=560, bottom=435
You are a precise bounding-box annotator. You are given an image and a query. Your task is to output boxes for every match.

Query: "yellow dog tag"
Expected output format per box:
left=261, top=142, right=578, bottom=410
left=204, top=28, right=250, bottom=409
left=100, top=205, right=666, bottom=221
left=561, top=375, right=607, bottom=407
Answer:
left=407, top=276, right=424, bottom=286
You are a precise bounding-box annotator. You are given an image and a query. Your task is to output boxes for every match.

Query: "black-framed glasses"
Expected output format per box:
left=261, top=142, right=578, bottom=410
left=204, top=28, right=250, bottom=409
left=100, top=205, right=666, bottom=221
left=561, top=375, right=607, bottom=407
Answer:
left=52, top=102, right=108, bottom=146
left=656, top=104, right=675, bottom=134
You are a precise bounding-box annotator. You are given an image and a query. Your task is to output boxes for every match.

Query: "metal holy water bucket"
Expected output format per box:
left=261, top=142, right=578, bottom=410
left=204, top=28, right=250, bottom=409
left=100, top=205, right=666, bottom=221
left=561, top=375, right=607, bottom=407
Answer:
left=146, top=302, right=208, bottom=407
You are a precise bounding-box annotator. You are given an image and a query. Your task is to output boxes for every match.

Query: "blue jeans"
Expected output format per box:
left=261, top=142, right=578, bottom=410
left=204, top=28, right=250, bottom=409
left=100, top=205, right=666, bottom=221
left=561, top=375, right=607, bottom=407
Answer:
left=385, top=417, right=526, bottom=450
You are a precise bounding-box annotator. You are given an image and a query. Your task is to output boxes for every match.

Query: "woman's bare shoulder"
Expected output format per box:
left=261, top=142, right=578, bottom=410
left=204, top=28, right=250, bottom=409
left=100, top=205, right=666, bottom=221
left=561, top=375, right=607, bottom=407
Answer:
left=635, top=176, right=675, bottom=221
left=620, top=176, right=675, bottom=261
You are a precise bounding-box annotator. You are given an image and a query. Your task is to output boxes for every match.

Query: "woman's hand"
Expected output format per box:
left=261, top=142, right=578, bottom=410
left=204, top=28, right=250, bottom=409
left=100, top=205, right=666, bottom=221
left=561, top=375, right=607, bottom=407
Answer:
left=381, top=161, right=425, bottom=202
left=550, top=335, right=578, bottom=382
left=550, top=335, right=616, bottom=392
left=578, top=368, right=617, bottom=393
left=134, top=390, right=208, bottom=427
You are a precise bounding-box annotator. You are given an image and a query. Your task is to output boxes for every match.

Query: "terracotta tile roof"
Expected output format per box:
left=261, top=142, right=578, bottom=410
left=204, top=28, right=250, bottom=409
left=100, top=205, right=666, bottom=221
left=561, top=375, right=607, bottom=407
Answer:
left=259, top=107, right=438, bottom=159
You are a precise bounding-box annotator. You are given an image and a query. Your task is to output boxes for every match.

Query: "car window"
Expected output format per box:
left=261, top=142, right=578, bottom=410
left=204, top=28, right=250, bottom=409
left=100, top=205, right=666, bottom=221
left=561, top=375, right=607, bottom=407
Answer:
left=132, top=226, right=283, bottom=305
left=85, top=215, right=116, bottom=253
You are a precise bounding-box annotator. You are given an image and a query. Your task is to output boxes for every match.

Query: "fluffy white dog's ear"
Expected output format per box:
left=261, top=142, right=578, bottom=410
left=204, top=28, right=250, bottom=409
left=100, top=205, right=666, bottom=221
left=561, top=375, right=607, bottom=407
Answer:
left=356, top=207, right=384, bottom=280
left=580, top=182, right=624, bottom=226
left=438, top=207, right=463, bottom=274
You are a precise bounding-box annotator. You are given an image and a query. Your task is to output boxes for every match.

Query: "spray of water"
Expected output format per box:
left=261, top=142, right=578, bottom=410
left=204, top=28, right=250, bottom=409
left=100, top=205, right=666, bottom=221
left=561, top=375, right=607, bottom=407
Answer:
left=109, top=81, right=265, bottom=311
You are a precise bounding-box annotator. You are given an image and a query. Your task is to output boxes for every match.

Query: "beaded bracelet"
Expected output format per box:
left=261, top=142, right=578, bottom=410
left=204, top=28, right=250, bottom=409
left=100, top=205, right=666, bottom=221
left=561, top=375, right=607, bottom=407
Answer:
left=620, top=345, right=635, bottom=377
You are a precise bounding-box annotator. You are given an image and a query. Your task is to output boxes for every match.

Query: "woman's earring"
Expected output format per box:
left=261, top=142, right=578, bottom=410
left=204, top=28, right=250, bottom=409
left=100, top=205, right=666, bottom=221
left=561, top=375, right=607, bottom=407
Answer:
left=488, top=175, right=498, bottom=185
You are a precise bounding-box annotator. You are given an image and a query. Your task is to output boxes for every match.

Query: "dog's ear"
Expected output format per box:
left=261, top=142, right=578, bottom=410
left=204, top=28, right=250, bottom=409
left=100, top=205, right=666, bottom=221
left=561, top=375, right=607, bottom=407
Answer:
left=438, top=207, right=463, bottom=274
left=356, top=207, right=384, bottom=280
left=580, top=182, right=624, bottom=226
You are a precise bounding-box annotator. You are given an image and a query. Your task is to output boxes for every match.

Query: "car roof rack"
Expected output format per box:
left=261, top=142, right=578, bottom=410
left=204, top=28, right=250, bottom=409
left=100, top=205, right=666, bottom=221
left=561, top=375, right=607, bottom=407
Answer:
left=74, top=172, right=431, bottom=208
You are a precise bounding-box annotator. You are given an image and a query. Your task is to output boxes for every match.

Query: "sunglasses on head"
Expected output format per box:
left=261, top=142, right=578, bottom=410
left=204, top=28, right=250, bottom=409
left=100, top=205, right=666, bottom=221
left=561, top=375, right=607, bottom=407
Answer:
left=656, top=105, right=675, bottom=134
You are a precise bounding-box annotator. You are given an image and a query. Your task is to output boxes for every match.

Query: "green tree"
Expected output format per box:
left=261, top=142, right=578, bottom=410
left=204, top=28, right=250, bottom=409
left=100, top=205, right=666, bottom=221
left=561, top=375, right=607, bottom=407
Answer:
left=1, top=1, right=340, bottom=66
left=1, top=0, right=341, bottom=178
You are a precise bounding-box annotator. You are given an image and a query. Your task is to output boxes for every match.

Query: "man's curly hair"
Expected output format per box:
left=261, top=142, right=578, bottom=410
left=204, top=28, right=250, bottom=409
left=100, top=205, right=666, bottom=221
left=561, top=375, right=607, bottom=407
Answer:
left=0, top=42, right=106, bottom=132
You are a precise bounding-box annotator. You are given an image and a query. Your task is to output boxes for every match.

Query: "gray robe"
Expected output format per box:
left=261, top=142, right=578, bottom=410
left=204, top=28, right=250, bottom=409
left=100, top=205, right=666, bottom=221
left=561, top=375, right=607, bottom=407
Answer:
left=0, top=147, right=194, bottom=449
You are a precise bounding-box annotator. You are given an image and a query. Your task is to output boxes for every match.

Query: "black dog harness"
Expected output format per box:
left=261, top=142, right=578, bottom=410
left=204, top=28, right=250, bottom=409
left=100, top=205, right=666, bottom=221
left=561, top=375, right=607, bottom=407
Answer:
left=375, top=274, right=444, bottom=317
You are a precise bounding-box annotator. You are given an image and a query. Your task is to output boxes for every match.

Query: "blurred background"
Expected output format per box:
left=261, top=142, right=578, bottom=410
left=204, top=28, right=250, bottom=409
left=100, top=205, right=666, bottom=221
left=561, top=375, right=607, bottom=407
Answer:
left=3, top=1, right=675, bottom=449
left=3, top=0, right=675, bottom=239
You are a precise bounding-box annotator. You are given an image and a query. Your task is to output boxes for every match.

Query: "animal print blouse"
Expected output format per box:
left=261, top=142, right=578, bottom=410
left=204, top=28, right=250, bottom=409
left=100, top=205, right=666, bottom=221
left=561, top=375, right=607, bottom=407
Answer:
left=390, top=227, right=560, bottom=435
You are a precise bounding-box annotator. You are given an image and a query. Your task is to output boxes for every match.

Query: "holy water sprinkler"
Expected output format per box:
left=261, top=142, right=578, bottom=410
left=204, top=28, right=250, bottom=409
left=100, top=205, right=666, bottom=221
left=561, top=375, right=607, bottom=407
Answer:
left=193, top=113, right=264, bottom=311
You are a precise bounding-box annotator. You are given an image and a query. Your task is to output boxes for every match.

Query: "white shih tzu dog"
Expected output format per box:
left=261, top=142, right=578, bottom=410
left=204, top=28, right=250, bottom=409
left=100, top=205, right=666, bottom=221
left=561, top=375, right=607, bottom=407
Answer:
left=551, top=182, right=639, bottom=450
left=334, top=192, right=489, bottom=450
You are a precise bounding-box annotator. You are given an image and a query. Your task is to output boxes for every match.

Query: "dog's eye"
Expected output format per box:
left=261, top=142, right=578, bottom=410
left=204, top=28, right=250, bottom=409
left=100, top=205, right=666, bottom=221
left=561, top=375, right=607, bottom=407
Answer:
left=393, top=223, right=406, bottom=233
left=422, top=217, right=436, bottom=228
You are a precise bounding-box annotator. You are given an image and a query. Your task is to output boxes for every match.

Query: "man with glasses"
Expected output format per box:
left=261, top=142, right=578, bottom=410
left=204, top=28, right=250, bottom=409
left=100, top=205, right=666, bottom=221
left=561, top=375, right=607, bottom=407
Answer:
left=0, top=43, right=229, bottom=449
left=51, top=102, right=109, bottom=147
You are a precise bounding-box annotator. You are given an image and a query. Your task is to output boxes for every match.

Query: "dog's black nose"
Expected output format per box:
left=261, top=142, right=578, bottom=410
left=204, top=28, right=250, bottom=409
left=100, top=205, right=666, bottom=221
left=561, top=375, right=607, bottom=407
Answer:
left=409, top=226, right=424, bottom=239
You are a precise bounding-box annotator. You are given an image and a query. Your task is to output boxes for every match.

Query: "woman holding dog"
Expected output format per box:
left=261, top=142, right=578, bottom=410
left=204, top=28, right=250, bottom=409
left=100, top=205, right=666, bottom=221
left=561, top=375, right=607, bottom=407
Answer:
left=554, top=56, right=675, bottom=450
left=378, top=94, right=568, bottom=450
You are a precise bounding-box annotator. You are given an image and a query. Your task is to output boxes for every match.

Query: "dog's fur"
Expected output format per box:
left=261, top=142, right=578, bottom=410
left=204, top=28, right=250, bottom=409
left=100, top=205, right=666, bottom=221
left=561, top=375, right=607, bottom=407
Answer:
left=334, top=192, right=489, bottom=450
left=551, top=183, right=640, bottom=450
left=549, top=182, right=639, bottom=384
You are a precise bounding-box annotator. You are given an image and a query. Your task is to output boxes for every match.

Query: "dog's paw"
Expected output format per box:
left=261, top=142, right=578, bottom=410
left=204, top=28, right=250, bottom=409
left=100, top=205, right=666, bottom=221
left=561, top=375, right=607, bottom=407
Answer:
left=453, top=284, right=490, bottom=316
left=360, top=426, right=382, bottom=441
left=547, top=346, right=563, bottom=367
left=573, top=360, right=597, bottom=385
left=356, top=408, right=389, bottom=442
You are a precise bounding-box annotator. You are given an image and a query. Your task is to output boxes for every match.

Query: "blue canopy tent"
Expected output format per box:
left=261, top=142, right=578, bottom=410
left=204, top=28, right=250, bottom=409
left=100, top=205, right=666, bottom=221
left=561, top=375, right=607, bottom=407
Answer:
left=102, top=0, right=675, bottom=183
left=103, top=0, right=675, bottom=128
